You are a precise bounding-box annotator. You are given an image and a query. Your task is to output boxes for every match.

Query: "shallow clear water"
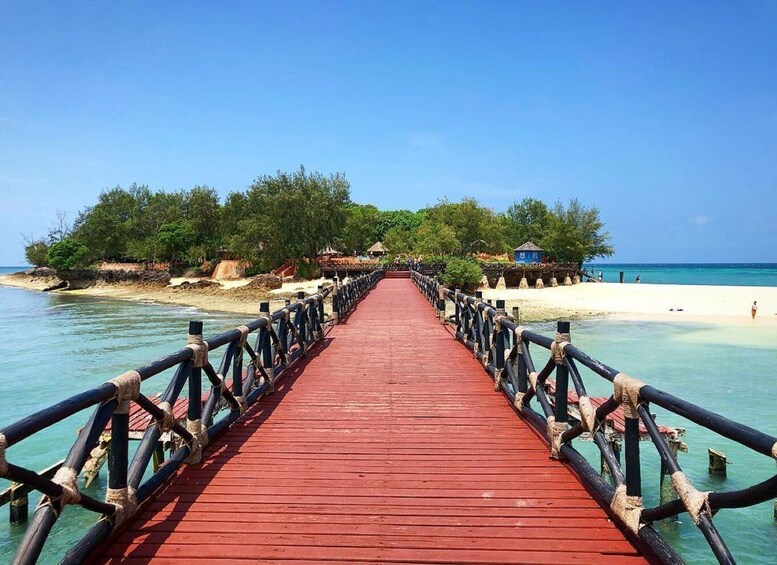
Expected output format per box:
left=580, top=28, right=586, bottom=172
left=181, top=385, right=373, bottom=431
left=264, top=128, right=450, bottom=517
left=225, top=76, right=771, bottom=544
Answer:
left=0, top=281, right=243, bottom=562
left=531, top=318, right=777, bottom=564
left=586, top=263, right=777, bottom=287
left=1, top=268, right=776, bottom=563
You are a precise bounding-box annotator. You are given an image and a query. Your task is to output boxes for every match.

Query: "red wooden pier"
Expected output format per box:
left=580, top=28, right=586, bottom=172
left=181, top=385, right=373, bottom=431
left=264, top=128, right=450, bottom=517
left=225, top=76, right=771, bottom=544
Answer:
left=99, top=275, right=647, bottom=563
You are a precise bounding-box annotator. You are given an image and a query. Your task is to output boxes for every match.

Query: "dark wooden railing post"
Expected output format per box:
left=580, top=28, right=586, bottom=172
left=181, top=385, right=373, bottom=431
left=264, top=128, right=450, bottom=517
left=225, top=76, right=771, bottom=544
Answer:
left=494, top=300, right=506, bottom=392
left=625, top=412, right=642, bottom=499
left=332, top=276, right=340, bottom=324
left=317, top=285, right=325, bottom=335
left=554, top=321, right=570, bottom=425
left=296, top=291, right=307, bottom=356
left=187, top=321, right=203, bottom=427
left=259, top=302, right=274, bottom=387
left=454, top=288, right=461, bottom=327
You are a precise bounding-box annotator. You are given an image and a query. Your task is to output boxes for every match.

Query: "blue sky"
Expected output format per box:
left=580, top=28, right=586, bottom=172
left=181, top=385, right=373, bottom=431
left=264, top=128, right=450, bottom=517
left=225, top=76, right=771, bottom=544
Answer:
left=1, top=1, right=776, bottom=264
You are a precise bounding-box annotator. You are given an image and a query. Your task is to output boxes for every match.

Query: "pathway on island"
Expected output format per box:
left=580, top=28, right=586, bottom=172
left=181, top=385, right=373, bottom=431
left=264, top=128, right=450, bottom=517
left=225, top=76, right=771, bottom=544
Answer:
left=99, top=277, right=646, bottom=564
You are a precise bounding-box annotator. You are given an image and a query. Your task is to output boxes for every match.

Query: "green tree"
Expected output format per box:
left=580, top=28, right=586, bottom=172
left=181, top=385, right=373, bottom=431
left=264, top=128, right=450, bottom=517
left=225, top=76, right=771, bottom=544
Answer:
left=157, top=220, right=194, bottom=263
left=224, top=166, right=351, bottom=272
left=382, top=226, right=414, bottom=255
left=541, top=198, right=614, bottom=267
left=24, top=240, right=49, bottom=267
left=414, top=220, right=459, bottom=255
left=375, top=209, right=424, bottom=240
left=46, top=239, right=90, bottom=271
left=426, top=198, right=507, bottom=255
left=72, top=186, right=135, bottom=260
left=340, top=203, right=379, bottom=255
left=504, top=197, right=550, bottom=247
left=185, top=186, right=222, bottom=261
left=441, top=258, right=483, bottom=290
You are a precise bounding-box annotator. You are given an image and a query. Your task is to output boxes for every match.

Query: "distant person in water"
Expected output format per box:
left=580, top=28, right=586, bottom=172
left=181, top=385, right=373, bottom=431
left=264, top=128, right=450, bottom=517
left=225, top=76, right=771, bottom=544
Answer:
left=635, top=275, right=641, bottom=283
left=752, top=301, right=758, bottom=319
left=598, top=270, right=603, bottom=281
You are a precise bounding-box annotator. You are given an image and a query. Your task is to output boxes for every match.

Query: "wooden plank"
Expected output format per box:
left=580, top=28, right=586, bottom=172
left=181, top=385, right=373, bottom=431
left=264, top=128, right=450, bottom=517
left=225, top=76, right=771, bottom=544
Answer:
left=96, top=278, right=646, bottom=564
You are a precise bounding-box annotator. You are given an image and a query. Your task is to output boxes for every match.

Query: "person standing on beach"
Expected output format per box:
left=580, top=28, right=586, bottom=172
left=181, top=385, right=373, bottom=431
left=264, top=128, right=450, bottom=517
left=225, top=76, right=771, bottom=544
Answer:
left=752, top=301, right=758, bottom=319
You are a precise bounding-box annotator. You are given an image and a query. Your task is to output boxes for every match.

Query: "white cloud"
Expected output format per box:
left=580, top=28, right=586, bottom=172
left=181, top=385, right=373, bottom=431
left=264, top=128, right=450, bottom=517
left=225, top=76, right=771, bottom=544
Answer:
left=691, top=215, right=711, bottom=225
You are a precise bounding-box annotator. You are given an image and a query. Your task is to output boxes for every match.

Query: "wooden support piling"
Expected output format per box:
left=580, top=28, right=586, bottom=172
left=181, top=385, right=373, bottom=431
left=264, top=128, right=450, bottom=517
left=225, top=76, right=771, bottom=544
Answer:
left=708, top=448, right=728, bottom=478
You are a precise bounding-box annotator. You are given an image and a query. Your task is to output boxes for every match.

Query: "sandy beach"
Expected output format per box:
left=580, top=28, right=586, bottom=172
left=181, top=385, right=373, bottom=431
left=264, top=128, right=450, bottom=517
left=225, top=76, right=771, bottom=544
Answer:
left=480, top=282, right=777, bottom=324
left=0, top=273, right=335, bottom=316
left=2, top=271, right=775, bottom=324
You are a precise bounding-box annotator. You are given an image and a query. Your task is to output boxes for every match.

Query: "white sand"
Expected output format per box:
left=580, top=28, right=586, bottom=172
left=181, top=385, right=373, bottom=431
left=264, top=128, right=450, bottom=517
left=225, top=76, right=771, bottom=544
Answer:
left=481, top=282, right=777, bottom=324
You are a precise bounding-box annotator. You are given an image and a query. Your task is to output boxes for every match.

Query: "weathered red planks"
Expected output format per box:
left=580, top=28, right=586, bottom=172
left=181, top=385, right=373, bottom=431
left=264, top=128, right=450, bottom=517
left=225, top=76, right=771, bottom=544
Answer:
left=99, top=278, right=646, bottom=564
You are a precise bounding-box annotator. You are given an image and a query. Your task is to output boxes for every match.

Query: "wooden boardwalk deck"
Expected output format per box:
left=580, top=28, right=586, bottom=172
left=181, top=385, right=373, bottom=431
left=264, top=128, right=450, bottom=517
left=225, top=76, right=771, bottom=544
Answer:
left=99, top=277, right=647, bottom=564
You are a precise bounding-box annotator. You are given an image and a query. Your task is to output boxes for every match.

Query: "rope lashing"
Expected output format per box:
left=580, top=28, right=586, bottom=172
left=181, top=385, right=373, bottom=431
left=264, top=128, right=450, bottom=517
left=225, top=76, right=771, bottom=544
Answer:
left=186, top=334, right=209, bottom=368
left=671, top=471, right=711, bottom=525
left=551, top=332, right=570, bottom=365
left=493, top=368, right=503, bottom=392
left=513, top=392, right=525, bottom=411
left=773, top=442, right=777, bottom=460
left=234, top=395, right=248, bottom=415
left=0, top=432, right=7, bottom=477
left=261, top=316, right=274, bottom=332
left=216, top=374, right=228, bottom=395
left=154, top=401, right=176, bottom=433
left=577, top=396, right=598, bottom=433
left=184, top=419, right=209, bottom=464
left=236, top=325, right=250, bottom=347
left=514, top=327, right=525, bottom=355
left=610, top=484, right=644, bottom=533
left=482, top=349, right=490, bottom=368
left=108, top=370, right=141, bottom=415
left=528, top=371, right=539, bottom=392
left=613, top=372, right=646, bottom=419
left=546, top=415, right=567, bottom=459
left=281, top=308, right=290, bottom=321
left=259, top=366, right=275, bottom=392
left=105, top=485, right=138, bottom=527
left=48, top=466, right=81, bottom=511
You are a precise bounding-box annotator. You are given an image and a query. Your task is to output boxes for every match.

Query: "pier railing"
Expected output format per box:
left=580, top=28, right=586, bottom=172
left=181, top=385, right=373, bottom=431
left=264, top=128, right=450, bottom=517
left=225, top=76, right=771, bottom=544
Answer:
left=0, top=270, right=382, bottom=564
left=412, top=270, right=777, bottom=565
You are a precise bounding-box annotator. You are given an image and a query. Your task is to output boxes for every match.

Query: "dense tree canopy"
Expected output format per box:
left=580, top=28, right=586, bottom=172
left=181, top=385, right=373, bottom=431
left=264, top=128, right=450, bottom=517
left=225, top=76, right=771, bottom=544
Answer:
left=28, top=169, right=614, bottom=273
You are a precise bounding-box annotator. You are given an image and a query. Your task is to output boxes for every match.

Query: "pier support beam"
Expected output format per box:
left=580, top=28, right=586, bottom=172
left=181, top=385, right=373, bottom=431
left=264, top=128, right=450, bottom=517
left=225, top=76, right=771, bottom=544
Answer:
left=708, top=448, right=728, bottom=478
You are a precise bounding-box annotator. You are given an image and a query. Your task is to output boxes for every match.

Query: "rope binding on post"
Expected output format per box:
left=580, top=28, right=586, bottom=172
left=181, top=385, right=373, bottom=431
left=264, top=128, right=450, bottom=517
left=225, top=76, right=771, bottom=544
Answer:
left=577, top=395, right=598, bottom=434
left=108, top=370, right=141, bottom=415
left=610, top=484, right=644, bottom=533
left=184, top=418, right=209, bottom=464
left=105, top=485, right=138, bottom=528
left=613, top=372, right=645, bottom=419
left=155, top=401, right=176, bottom=433
left=186, top=333, right=209, bottom=368
left=40, top=466, right=81, bottom=516
left=551, top=332, right=570, bottom=365
left=671, top=471, right=712, bottom=525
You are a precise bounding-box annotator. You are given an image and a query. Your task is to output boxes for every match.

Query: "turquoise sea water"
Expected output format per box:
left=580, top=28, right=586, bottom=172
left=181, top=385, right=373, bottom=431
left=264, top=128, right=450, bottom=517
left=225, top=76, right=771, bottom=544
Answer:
left=1, top=266, right=776, bottom=563
left=586, top=263, right=777, bottom=287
